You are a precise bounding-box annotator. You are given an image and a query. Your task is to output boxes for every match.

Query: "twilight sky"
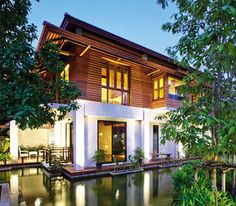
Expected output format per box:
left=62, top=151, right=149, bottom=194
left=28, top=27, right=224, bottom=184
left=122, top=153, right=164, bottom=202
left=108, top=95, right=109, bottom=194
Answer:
left=29, top=0, right=180, bottom=57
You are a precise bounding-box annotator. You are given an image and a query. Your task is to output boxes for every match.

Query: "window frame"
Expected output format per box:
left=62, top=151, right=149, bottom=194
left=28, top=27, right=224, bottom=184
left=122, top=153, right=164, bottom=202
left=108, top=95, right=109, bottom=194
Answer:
left=153, top=76, right=165, bottom=100
left=97, top=120, right=127, bottom=163
left=101, top=62, right=130, bottom=105
left=167, top=75, right=184, bottom=100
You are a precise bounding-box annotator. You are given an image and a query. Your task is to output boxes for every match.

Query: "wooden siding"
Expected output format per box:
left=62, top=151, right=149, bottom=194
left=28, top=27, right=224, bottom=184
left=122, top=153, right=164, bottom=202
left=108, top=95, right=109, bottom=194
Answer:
left=69, top=49, right=155, bottom=108
left=68, top=47, right=183, bottom=109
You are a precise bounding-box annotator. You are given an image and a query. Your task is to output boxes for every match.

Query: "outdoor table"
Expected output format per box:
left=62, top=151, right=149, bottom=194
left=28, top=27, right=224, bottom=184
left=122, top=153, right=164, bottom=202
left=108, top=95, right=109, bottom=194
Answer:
left=29, top=151, right=38, bottom=158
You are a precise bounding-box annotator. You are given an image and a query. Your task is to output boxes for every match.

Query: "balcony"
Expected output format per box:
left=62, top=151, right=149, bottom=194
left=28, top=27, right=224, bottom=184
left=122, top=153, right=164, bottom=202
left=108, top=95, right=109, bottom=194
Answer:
left=168, top=94, right=183, bottom=101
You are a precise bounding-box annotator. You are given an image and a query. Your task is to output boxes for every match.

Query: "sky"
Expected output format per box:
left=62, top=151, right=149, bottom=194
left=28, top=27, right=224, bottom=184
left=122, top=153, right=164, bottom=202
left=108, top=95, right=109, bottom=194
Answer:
left=29, top=0, right=180, bottom=57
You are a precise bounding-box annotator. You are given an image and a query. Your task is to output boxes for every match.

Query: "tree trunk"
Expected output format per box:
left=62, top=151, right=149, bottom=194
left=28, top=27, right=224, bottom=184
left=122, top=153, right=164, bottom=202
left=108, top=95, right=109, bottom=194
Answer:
left=211, top=167, right=218, bottom=206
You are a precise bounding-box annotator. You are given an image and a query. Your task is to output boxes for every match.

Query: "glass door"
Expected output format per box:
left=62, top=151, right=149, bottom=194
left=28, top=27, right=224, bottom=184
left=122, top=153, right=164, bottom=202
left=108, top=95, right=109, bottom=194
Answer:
left=98, top=121, right=126, bottom=163
left=112, top=122, right=126, bottom=162
left=153, top=125, right=159, bottom=154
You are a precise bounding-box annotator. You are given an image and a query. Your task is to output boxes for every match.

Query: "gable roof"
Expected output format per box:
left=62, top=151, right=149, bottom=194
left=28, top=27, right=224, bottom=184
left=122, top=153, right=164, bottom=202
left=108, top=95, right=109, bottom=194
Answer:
left=60, top=13, right=189, bottom=71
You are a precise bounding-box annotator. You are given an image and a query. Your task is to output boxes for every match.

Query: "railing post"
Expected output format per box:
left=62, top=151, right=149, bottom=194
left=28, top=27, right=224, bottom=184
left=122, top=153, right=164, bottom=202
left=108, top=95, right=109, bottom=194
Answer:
left=232, top=169, right=236, bottom=197
left=49, top=149, right=51, bottom=166
left=63, top=147, right=65, bottom=161
left=221, top=171, right=226, bottom=193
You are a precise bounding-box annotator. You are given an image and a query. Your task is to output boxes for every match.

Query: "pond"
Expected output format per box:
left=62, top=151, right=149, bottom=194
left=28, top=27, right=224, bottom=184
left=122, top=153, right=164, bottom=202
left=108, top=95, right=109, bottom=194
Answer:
left=0, top=167, right=178, bottom=206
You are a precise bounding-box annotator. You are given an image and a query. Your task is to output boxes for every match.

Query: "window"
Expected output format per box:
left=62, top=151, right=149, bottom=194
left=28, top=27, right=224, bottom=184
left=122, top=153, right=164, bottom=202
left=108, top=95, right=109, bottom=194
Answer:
left=61, top=64, right=70, bottom=81
left=153, top=77, right=164, bottom=100
left=101, top=62, right=129, bottom=105
left=168, top=76, right=183, bottom=100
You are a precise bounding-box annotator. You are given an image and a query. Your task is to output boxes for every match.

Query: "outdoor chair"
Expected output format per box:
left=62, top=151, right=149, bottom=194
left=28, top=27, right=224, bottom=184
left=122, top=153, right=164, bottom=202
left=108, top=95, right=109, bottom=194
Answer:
left=19, top=148, right=29, bottom=158
left=19, top=147, right=29, bottom=163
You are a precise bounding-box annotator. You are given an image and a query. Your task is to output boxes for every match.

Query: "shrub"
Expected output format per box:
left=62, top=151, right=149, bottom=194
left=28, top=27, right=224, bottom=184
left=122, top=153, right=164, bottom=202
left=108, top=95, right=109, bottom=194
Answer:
left=172, top=163, right=236, bottom=206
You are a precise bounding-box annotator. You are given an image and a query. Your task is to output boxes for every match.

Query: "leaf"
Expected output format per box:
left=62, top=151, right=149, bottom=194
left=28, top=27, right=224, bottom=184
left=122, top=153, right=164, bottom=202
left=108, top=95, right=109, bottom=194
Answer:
left=228, top=6, right=236, bottom=16
left=229, top=126, right=236, bottom=135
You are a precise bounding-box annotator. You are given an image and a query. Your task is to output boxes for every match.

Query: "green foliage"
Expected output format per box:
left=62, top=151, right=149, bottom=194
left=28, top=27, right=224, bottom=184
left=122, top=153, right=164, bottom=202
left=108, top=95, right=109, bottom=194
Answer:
left=172, top=164, right=236, bottom=206
left=19, top=144, right=45, bottom=151
left=0, top=137, right=11, bottom=162
left=0, top=0, right=81, bottom=129
left=0, top=137, right=10, bottom=153
left=157, top=0, right=236, bottom=161
left=134, top=147, right=145, bottom=160
left=92, top=149, right=106, bottom=163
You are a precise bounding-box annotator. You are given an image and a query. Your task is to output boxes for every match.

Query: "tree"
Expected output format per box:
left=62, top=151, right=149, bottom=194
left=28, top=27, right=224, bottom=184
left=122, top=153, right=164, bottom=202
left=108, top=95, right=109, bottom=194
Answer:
left=157, top=0, right=236, bottom=204
left=0, top=0, right=81, bottom=129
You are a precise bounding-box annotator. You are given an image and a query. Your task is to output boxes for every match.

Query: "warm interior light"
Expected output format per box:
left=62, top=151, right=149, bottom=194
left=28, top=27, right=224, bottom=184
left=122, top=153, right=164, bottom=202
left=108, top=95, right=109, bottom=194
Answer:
left=61, top=64, right=70, bottom=81
left=168, top=76, right=183, bottom=95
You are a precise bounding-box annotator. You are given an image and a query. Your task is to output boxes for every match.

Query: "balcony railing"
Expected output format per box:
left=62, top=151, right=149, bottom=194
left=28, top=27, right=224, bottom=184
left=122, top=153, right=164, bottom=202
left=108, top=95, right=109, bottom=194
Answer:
left=44, top=147, right=73, bottom=166
left=168, top=93, right=183, bottom=101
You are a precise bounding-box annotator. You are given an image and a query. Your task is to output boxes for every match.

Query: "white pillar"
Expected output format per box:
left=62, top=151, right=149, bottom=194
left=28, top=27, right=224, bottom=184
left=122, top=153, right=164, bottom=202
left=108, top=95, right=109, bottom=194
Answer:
left=10, top=121, right=19, bottom=160
left=54, top=121, right=61, bottom=146
left=141, top=110, right=150, bottom=162
left=72, top=103, right=85, bottom=170
left=127, top=119, right=136, bottom=159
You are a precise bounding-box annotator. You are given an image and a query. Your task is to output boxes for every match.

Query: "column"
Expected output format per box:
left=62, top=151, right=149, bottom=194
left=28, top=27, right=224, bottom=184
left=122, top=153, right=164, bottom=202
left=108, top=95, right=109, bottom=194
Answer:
left=10, top=120, right=19, bottom=160
left=141, top=110, right=150, bottom=162
left=72, top=103, right=85, bottom=170
left=127, top=119, right=136, bottom=159
left=54, top=121, right=61, bottom=146
left=221, top=171, right=226, bottom=192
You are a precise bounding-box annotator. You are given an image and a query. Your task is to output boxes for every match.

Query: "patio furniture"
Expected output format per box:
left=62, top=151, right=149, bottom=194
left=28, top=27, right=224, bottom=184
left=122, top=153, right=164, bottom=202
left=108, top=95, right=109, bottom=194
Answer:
left=29, top=151, right=38, bottom=158
left=19, top=148, right=29, bottom=163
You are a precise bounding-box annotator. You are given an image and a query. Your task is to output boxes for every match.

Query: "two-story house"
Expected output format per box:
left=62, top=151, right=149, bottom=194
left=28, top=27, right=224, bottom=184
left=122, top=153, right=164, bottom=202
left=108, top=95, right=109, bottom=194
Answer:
left=9, top=13, right=187, bottom=170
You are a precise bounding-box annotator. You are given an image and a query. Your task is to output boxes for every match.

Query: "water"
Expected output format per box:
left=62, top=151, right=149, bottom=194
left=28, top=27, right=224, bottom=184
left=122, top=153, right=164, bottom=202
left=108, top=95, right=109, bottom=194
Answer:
left=0, top=167, right=178, bottom=206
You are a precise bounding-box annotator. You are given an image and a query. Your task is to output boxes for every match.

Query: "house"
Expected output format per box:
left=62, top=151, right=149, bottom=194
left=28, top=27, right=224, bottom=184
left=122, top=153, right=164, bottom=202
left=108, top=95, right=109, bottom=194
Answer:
left=9, top=13, right=187, bottom=170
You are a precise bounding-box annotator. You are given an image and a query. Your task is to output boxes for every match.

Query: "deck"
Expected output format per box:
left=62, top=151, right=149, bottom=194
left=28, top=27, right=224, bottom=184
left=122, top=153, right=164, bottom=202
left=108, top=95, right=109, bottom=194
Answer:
left=62, top=158, right=194, bottom=180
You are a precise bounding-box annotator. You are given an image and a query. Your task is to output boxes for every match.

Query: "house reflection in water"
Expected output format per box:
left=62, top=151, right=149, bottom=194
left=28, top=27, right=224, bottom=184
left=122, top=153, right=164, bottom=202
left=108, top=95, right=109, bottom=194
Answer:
left=5, top=167, right=178, bottom=206
left=74, top=167, right=178, bottom=206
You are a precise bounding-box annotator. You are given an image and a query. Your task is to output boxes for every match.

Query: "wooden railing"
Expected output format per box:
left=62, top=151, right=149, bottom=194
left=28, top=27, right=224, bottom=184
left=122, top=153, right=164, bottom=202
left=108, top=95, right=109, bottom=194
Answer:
left=44, top=147, right=73, bottom=166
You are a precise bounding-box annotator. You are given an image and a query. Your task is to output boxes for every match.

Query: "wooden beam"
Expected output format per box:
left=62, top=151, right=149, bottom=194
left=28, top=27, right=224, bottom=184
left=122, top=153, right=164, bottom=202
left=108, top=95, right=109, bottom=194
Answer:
left=43, top=23, right=179, bottom=73
left=147, top=69, right=160, bottom=76
left=79, top=45, right=91, bottom=57
left=102, top=57, right=129, bottom=66
left=60, top=50, right=74, bottom=56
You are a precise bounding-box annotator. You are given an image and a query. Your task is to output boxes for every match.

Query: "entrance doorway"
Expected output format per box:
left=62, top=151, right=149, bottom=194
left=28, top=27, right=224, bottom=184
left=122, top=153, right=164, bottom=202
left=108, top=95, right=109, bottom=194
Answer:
left=153, top=125, right=159, bottom=154
left=98, top=121, right=126, bottom=163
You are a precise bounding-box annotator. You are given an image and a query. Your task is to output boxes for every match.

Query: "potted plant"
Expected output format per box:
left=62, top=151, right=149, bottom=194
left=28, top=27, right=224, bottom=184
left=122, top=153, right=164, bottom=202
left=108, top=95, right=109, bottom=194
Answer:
left=134, top=147, right=144, bottom=166
left=92, top=149, right=106, bottom=169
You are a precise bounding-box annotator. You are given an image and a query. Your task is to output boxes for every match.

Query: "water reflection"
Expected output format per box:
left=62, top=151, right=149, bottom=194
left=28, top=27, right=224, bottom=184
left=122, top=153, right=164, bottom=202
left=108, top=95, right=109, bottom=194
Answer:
left=0, top=167, right=178, bottom=206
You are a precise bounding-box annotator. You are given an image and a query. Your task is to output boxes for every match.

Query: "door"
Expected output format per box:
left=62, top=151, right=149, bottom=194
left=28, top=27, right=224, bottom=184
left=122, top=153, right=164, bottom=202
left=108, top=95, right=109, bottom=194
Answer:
left=153, top=125, right=159, bottom=154
left=98, top=121, right=126, bottom=163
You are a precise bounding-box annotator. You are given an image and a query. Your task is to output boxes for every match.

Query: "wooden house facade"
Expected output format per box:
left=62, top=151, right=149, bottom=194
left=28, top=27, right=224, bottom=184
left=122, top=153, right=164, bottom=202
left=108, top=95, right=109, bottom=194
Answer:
left=10, top=13, right=187, bottom=169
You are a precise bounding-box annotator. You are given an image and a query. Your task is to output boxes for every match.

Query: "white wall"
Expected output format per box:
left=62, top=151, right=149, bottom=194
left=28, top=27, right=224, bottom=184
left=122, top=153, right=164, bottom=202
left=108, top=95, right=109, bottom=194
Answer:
left=127, top=120, right=141, bottom=159
left=19, top=128, right=49, bottom=147
left=84, top=116, right=97, bottom=166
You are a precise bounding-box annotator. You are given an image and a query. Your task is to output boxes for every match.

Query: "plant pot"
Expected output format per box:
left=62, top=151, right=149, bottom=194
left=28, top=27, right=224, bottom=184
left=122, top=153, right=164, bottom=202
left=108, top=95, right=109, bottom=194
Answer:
left=96, top=162, right=102, bottom=169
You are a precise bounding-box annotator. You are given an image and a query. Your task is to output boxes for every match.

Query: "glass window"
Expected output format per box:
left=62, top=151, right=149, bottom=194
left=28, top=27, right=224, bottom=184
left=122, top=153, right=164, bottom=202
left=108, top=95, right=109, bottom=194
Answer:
left=108, top=90, right=122, bottom=104
left=123, top=70, right=129, bottom=90
left=123, top=92, right=128, bottom=106
left=116, top=70, right=122, bottom=89
left=101, top=67, right=107, bottom=86
left=168, top=76, right=183, bottom=96
left=109, top=68, right=115, bottom=88
left=101, top=88, right=107, bottom=103
left=101, top=63, right=129, bottom=105
left=153, top=77, right=164, bottom=100
left=61, top=64, right=70, bottom=81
